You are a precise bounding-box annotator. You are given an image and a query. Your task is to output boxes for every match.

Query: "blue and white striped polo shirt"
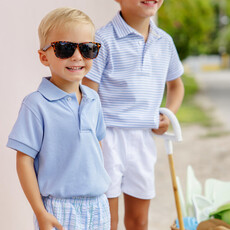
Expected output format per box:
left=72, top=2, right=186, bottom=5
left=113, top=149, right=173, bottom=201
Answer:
left=86, top=12, right=184, bottom=128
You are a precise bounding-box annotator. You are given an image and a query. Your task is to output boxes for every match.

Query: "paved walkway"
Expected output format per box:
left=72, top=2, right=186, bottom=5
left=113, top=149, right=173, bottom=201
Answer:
left=117, top=69, right=230, bottom=230
left=194, top=70, right=230, bottom=130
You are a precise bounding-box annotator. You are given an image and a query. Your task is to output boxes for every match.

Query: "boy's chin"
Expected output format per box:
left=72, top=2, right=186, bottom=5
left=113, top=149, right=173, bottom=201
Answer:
left=141, top=7, right=159, bottom=17
left=141, top=11, right=157, bottom=18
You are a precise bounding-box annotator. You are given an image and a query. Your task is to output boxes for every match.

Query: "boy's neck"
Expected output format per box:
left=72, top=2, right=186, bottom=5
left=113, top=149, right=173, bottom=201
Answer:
left=120, top=11, right=150, bottom=41
left=50, top=77, right=82, bottom=103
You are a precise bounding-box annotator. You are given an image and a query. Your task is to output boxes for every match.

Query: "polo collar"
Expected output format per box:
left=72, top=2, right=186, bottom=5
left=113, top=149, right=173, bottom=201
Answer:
left=38, top=77, right=95, bottom=101
left=112, top=11, right=161, bottom=39
left=149, top=19, right=162, bottom=39
left=112, top=12, right=136, bottom=38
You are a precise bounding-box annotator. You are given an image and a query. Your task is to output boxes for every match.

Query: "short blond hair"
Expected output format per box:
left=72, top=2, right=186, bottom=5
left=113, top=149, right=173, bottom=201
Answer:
left=38, top=7, right=95, bottom=49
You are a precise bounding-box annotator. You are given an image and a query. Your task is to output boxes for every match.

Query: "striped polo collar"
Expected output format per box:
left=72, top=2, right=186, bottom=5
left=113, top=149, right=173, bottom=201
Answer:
left=38, top=77, right=95, bottom=101
left=112, top=11, right=161, bottom=39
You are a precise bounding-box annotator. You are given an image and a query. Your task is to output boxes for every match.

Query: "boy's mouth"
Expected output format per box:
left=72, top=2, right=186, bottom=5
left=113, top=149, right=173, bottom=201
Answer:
left=66, top=66, right=84, bottom=71
left=141, top=0, right=158, bottom=5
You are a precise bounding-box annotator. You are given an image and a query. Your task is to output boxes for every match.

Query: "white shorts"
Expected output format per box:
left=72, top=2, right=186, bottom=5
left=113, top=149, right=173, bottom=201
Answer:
left=101, top=127, right=157, bottom=199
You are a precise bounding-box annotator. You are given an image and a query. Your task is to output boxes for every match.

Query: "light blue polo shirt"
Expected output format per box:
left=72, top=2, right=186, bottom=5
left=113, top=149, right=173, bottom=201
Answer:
left=7, top=77, right=111, bottom=198
left=86, top=12, right=184, bottom=128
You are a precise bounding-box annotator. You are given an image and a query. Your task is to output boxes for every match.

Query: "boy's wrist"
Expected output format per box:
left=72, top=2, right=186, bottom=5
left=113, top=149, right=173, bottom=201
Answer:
left=34, top=207, right=48, bottom=219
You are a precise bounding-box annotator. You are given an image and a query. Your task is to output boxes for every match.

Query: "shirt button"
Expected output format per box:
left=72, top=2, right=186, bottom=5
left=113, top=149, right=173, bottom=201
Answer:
left=67, top=97, right=71, bottom=101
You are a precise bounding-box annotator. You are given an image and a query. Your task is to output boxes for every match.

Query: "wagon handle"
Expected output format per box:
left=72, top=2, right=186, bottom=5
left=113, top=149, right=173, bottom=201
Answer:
left=156, top=108, right=182, bottom=154
left=156, top=108, right=185, bottom=230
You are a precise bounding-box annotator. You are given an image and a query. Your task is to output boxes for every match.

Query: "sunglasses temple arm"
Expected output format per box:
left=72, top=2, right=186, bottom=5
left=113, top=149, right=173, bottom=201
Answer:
left=42, top=44, right=52, bottom=51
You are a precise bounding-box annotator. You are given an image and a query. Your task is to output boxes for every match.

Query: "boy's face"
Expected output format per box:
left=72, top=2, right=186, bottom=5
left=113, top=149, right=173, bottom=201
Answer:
left=117, top=0, right=163, bottom=18
left=39, top=23, right=94, bottom=86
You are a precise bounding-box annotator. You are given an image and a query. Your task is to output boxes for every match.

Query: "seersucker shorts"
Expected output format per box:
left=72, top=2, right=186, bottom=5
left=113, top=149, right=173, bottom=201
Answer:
left=34, top=194, right=110, bottom=230
left=101, top=127, right=157, bottom=200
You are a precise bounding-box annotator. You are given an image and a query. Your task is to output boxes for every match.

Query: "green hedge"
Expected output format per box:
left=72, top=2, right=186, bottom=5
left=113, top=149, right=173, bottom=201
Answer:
left=158, top=0, right=223, bottom=59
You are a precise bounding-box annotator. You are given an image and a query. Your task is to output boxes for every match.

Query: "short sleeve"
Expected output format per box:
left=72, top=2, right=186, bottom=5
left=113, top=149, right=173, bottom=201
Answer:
left=166, top=37, right=184, bottom=81
left=96, top=98, right=106, bottom=141
left=85, top=32, right=108, bottom=83
left=7, top=103, right=43, bottom=158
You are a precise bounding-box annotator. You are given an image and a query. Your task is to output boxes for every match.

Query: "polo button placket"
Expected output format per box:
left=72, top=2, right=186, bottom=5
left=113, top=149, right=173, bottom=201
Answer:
left=65, top=95, right=81, bottom=130
left=78, top=97, right=89, bottom=131
left=137, top=39, right=144, bottom=71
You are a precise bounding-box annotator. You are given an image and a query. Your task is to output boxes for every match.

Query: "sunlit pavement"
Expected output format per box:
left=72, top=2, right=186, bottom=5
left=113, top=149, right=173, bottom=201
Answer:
left=194, top=69, right=230, bottom=130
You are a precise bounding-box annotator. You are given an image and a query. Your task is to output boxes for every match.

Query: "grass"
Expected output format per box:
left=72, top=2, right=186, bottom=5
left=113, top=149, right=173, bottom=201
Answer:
left=162, top=73, right=213, bottom=126
left=176, top=104, right=212, bottom=126
left=202, top=131, right=230, bottom=138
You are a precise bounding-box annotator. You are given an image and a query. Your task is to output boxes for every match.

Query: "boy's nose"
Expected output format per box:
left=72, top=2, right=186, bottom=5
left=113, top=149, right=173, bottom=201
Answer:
left=71, top=46, right=83, bottom=61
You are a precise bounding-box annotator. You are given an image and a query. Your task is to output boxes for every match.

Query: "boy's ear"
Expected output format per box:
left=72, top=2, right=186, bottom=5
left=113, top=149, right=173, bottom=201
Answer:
left=38, top=50, right=49, bottom=66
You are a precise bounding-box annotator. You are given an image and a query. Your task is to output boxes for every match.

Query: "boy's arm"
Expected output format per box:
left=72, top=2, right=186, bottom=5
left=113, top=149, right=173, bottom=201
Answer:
left=82, top=77, right=99, bottom=92
left=152, top=77, right=184, bottom=135
left=16, top=151, right=64, bottom=230
left=165, top=77, right=184, bottom=114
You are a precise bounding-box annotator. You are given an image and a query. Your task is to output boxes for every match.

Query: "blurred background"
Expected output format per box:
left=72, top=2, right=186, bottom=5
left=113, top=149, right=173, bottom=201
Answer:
left=157, top=0, right=230, bottom=128
left=159, top=0, right=230, bottom=62
left=0, top=0, right=230, bottom=229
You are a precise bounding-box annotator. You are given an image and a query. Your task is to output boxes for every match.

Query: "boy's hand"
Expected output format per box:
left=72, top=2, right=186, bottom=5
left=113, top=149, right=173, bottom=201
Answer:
left=37, top=211, right=65, bottom=230
left=152, top=114, right=170, bottom=135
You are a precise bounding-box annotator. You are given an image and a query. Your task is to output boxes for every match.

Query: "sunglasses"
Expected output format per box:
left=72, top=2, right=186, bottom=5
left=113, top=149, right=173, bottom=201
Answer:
left=42, top=41, right=101, bottom=59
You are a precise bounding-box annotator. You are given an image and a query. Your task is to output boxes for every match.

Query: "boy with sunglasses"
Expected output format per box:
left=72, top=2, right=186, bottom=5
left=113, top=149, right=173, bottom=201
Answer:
left=82, top=0, right=184, bottom=229
left=7, top=7, right=111, bottom=230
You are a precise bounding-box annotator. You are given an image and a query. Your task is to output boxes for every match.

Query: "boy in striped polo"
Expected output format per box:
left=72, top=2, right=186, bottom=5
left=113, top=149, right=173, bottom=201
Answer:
left=7, top=7, right=111, bottom=230
left=83, top=0, right=184, bottom=229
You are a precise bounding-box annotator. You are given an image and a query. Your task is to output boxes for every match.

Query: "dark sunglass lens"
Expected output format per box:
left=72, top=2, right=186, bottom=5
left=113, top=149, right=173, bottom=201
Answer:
left=55, top=42, right=75, bottom=59
left=79, top=43, right=99, bottom=59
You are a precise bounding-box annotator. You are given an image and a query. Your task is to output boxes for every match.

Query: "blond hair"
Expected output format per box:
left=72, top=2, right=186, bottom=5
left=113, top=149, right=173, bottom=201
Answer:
left=38, top=7, right=95, bottom=49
